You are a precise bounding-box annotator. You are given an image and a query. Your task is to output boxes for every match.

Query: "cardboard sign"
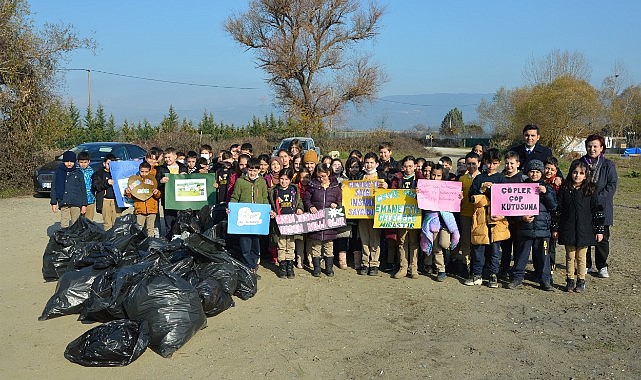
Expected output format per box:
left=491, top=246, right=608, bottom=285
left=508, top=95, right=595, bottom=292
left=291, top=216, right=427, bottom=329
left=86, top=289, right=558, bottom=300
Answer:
left=275, top=207, right=347, bottom=235
left=109, top=160, right=140, bottom=208
left=416, top=179, right=462, bottom=212
left=342, top=180, right=379, bottom=219
left=373, top=189, right=422, bottom=229
left=127, top=175, right=157, bottom=201
left=227, top=203, right=271, bottom=235
left=490, top=183, right=540, bottom=216
left=164, top=173, right=216, bottom=210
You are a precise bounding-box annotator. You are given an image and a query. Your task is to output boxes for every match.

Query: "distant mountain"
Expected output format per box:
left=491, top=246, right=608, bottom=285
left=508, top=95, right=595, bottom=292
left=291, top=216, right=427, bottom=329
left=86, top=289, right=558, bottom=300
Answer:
left=341, top=93, right=492, bottom=131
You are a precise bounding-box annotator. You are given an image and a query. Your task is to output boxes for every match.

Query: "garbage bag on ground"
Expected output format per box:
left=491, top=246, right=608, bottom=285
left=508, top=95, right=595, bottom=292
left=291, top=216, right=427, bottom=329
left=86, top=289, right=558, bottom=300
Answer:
left=172, top=209, right=201, bottom=236
left=69, top=242, right=104, bottom=269
left=104, top=214, right=147, bottom=253
left=183, top=232, right=257, bottom=300
left=80, top=260, right=158, bottom=323
left=194, top=277, right=234, bottom=317
left=193, top=262, right=238, bottom=295
left=39, top=267, right=103, bottom=320
left=64, top=319, right=149, bottom=367
left=123, top=269, right=207, bottom=358
left=198, top=204, right=228, bottom=232
left=42, top=217, right=106, bottom=281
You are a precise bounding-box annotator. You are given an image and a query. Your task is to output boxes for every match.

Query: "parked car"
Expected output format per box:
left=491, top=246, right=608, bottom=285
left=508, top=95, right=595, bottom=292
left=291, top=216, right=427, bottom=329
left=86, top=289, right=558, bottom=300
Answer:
left=34, top=142, right=146, bottom=194
left=272, top=137, right=321, bottom=158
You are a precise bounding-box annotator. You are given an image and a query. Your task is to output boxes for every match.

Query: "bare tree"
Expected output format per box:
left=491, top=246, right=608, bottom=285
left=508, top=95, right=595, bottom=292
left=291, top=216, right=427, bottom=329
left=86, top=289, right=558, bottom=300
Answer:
left=225, top=0, right=385, bottom=134
left=522, top=49, right=592, bottom=85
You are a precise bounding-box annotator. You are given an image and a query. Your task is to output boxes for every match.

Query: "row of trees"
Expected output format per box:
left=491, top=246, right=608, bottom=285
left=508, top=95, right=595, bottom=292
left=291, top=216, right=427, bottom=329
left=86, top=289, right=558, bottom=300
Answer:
left=477, top=50, right=641, bottom=152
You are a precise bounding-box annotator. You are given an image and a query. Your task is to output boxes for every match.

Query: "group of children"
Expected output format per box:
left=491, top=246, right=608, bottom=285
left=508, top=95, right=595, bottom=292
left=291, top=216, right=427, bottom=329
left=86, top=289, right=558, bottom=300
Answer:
left=50, top=138, right=606, bottom=293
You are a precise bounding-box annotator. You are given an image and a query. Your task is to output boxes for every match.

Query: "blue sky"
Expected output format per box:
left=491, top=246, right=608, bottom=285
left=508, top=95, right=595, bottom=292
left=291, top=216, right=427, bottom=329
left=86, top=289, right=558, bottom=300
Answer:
left=28, top=0, right=641, bottom=127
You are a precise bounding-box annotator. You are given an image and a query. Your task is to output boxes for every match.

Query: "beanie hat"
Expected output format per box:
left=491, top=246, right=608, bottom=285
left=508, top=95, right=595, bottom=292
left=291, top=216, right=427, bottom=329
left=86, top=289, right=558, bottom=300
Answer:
left=525, top=159, right=544, bottom=172
left=62, top=151, right=77, bottom=162
left=269, top=156, right=283, bottom=168
left=303, top=150, right=318, bottom=164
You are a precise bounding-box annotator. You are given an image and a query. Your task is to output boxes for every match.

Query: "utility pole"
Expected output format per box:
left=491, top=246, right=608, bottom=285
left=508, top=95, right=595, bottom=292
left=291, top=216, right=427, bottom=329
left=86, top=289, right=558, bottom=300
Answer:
left=87, top=69, right=92, bottom=111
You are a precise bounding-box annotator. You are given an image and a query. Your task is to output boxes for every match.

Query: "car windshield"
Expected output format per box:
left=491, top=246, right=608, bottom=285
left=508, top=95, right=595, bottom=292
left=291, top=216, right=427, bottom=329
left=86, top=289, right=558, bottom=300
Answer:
left=68, top=145, right=123, bottom=161
left=281, top=139, right=310, bottom=151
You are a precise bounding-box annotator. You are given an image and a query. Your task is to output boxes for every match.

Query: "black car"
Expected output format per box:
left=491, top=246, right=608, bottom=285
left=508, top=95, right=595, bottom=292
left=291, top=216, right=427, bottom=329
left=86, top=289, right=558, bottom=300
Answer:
left=34, top=142, right=146, bottom=194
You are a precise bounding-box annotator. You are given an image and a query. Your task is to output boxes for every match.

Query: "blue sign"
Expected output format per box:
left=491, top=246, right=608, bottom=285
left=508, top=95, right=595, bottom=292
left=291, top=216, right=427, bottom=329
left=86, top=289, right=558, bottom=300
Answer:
left=227, top=202, right=271, bottom=235
left=109, top=160, right=142, bottom=208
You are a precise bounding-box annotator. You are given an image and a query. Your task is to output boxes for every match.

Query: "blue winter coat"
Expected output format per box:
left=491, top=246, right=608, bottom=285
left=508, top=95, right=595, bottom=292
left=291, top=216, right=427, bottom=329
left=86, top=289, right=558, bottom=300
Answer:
left=50, top=166, right=88, bottom=208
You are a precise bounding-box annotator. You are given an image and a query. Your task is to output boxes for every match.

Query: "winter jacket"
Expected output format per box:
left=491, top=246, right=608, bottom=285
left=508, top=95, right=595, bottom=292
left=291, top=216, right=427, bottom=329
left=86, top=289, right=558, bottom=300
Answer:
left=229, top=175, right=269, bottom=204
left=126, top=174, right=161, bottom=216
left=79, top=166, right=96, bottom=204
left=515, top=180, right=557, bottom=240
left=555, top=186, right=605, bottom=247
left=470, top=193, right=510, bottom=245
left=303, top=177, right=342, bottom=241
left=91, top=169, right=116, bottom=214
left=573, top=157, right=617, bottom=226
left=50, top=166, right=88, bottom=208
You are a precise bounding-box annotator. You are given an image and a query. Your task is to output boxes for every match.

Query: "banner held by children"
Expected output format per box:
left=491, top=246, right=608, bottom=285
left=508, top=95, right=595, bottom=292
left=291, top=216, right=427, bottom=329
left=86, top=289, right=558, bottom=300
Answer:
left=227, top=203, right=271, bottom=235
left=373, top=189, right=422, bottom=229
left=275, top=207, right=347, bottom=235
left=127, top=175, right=157, bottom=201
left=342, top=180, right=378, bottom=219
left=109, top=160, right=139, bottom=208
left=491, top=183, right=540, bottom=216
left=416, top=179, right=462, bottom=212
left=164, top=173, right=216, bottom=210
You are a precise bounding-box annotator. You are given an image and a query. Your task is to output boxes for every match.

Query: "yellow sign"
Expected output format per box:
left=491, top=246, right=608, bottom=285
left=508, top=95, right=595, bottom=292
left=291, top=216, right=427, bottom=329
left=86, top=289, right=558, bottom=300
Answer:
left=373, top=189, right=422, bottom=229
left=342, top=180, right=378, bottom=219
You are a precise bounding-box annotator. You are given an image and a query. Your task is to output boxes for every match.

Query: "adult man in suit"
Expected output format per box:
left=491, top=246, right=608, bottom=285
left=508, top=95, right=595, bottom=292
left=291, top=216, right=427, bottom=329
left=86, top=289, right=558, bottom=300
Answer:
left=509, top=124, right=553, bottom=172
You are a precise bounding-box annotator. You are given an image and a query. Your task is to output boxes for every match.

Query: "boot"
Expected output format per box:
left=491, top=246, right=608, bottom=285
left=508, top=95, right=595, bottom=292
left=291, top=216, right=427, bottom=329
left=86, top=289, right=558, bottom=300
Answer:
left=338, top=251, right=348, bottom=269
left=277, top=261, right=287, bottom=279
left=286, top=260, right=295, bottom=279
left=393, top=264, right=408, bottom=279
left=353, top=251, right=362, bottom=270
left=307, top=254, right=313, bottom=268
left=312, top=257, right=322, bottom=277
left=325, top=256, right=335, bottom=277
left=565, top=278, right=575, bottom=292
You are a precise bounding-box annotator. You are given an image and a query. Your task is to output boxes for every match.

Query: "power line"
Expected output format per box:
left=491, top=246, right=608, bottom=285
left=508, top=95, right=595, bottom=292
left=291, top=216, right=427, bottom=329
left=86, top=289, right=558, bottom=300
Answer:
left=377, top=98, right=479, bottom=107
left=59, top=68, right=261, bottom=90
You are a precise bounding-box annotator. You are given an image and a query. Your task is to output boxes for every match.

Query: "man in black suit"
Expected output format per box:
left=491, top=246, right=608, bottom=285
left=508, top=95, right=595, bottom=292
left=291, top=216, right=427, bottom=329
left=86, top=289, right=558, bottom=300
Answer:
left=509, top=124, right=553, bottom=172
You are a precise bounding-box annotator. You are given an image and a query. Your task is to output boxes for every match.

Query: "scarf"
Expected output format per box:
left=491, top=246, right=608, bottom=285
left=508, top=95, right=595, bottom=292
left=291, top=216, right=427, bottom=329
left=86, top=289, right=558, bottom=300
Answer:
left=54, top=163, right=77, bottom=201
left=582, top=154, right=604, bottom=183
left=362, top=167, right=378, bottom=176
left=420, top=211, right=460, bottom=255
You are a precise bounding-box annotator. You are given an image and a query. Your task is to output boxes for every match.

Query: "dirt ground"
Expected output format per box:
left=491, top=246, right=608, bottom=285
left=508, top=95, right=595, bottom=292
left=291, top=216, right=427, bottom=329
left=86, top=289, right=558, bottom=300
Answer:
left=1, top=192, right=640, bottom=379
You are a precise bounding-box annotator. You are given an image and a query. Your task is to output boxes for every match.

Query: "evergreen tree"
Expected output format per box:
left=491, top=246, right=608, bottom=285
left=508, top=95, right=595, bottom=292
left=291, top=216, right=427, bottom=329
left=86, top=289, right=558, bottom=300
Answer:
left=440, top=108, right=464, bottom=136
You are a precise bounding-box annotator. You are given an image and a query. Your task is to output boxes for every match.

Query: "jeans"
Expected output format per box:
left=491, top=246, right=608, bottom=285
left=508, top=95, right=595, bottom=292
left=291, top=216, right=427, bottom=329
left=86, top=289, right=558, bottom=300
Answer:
left=586, top=226, right=610, bottom=270
left=471, top=242, right=501, bottom=277
left=511, top=237, right=551, bottom=283
left=239, top=235, right=261, bottom=270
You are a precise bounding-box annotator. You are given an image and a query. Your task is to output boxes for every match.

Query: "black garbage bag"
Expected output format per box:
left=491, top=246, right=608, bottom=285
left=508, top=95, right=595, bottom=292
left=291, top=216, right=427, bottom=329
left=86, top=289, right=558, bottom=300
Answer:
left=194, top=277, right=234, bottom=317
left=193, top=262, right=238, bottom=295
left=80, top=260, right=159, bottom=323
left=105, top=214, right=147, bottom=253
left=39, top=267, right=102, bottom=320
left=42, top=217, right=106, bottom=281
left=69, top=241, right=104, bottom=269
left=172, top=209, right=201, bottom=236
left=184, top=232, right=257, bottom=300
left=123, top=269, right=207, bottom=358
left=64, top=319, right=150, bottom=367
left=198, top=204, right=228, bottom=232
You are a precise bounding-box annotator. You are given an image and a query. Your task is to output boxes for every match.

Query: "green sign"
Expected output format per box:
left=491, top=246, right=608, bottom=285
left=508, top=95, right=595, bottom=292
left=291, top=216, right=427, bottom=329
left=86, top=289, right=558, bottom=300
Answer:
left=164, top=173, right=216, bottom=210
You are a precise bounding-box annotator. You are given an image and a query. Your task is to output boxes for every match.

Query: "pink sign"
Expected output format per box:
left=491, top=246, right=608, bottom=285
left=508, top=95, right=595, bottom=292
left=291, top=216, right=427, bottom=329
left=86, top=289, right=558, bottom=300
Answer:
left=416, top=179, right=462, bottom=212
left=490, top=183, right=540, bottom=216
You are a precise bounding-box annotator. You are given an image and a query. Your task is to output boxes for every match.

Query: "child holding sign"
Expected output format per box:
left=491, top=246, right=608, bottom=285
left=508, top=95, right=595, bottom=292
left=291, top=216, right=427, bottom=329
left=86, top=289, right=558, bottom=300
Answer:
left=124, top=161, right=161, bottom=237
left=269, top=168, right=304, bottom=279
left=553, top=161, right=604, bottom=293
left=391, top=156, right=420, bottom=279
left=507, top=160, right=557, bottom=291
left=303, top=164, right=342, bottom=277
left=465, top=148, right=509, bottom=288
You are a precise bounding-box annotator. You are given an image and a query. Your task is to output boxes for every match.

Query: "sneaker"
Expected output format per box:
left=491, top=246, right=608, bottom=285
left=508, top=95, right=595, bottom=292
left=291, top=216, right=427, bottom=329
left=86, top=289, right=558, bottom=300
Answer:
left=358, top=267, right=369, bottom=276
left=586, top=267, right=596, bottom=274
left=488, top=274, right=499, bottom=288
left=598, top=267, right=610, bottom=278
left=565, top=278, right=576, bottom=292
left=464, top=275, right=482, bottom=286
left=507, top=279, right=522, bottom=289
left=575, top=279, right=586, bottom=293
left=540, top=281, right=554, bottom=291
left=498, top=270, right=510, bottom=281
left=368, top=267, right=379, bottom=276
left=436, top=272, right=447, bottom=282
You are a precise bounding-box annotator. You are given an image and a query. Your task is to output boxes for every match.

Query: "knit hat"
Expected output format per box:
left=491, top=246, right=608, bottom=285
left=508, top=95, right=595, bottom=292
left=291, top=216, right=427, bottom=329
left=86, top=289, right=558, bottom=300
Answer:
left=525, top=159, right=544, bottom=172
left=269, top=156, right=283, bottom=168
left=62, top=151, right=77, bottom=162
left=303, top=150, right=318, bottom=164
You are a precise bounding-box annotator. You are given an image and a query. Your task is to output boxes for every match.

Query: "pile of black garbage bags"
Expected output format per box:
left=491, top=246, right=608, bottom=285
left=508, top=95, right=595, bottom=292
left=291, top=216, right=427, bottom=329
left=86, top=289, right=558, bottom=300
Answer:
left=39, top=205, right=257, bottom=366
